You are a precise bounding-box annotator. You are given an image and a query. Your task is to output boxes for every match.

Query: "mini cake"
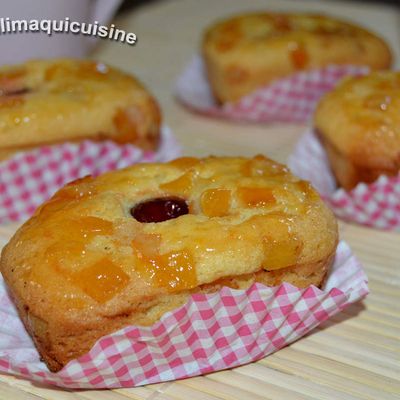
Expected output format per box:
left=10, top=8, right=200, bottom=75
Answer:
left=0, top=156, right=338, bottom=372
left=315, top=71, right=400, bottom=190
left=0, top=58, right=161, bottom=159
left=202, top=13, right=392, bottom=103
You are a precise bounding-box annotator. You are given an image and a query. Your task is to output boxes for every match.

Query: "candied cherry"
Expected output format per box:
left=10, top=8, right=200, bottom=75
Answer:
left=0, top=87, right=30, bottom=96
left=131, top=197, right=189, bottom=223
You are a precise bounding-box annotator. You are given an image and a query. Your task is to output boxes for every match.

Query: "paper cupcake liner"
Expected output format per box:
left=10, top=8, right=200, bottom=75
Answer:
left=175, top=55, right=368, bottom=123
left=0, top=240, right=367, bottom=389
left=0, top=126, right=181, bottom=225
left=288, top=130, right=400, bottom=230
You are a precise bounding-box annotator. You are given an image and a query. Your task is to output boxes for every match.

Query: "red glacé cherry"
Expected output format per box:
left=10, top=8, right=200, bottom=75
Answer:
left=1, top=87, right=31, bottom=96
left=131, top=197, right=189, bottom=223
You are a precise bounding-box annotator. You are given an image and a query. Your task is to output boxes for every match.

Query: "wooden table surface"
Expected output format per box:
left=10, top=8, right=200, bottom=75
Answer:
left=0, top=0, right=399, bottom=399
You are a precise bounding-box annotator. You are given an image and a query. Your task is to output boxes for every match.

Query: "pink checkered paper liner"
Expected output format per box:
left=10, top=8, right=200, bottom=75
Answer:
left=288, top=130, right=400, bottom=230
left=0, top=125, right=181, bottom=224
left=0, top=240, right=367, bottom=389
left=175, top=55, right=368, bottom=123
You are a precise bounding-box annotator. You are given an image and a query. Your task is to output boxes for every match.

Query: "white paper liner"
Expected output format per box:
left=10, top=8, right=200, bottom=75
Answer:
left=0, top=125, right=181, bottom=224
left=175, top=55, right=368, bottom=123
left=0, top=241, right=367, bottom=388
left=288, top=130, right=400, bottom=230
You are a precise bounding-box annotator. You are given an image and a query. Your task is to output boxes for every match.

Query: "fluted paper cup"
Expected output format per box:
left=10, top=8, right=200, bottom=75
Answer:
left=0, top=240, right=367, bottom=388
left=0, top=125, right=181, bottom=224
left=288, top=130, right=400, bottom=230
left=175, top=55, right=368, bottom=123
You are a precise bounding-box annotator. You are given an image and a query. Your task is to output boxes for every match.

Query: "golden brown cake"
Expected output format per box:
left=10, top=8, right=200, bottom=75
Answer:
left=0, top=156, right=338, bottom=372
left=202, top=13, right=392, bottom=103
left=315, top=71, right=400, bottom=190
left=0, top=58, right=161, bottom=159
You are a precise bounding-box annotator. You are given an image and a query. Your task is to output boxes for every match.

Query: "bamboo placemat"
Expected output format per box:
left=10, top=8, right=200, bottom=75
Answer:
left=0, top=0, right=399, bottom=399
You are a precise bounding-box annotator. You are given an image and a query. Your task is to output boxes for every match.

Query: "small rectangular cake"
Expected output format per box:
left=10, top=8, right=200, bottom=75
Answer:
left=315, top=71, right=400, bottom=189
left=0, top=156, right=338, bottom=371
left=0, top=58, right=161, bottom=159
left=202, top=13, right=392, bottom=103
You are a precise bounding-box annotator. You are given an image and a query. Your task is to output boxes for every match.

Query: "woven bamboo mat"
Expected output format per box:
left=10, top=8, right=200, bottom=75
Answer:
left=0, top=0, right=399, bottom=399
